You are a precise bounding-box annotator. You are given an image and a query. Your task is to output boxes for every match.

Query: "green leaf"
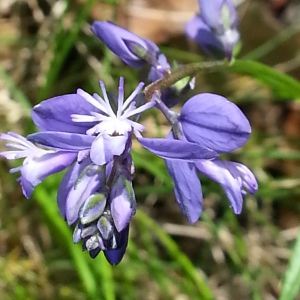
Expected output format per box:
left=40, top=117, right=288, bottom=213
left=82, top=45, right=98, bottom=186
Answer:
left=230, top=59, right=300, bottom=99
left=279, top=230, right=300, bottom=300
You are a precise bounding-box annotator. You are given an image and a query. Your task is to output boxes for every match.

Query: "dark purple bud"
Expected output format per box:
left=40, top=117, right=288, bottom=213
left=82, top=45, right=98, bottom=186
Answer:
left=89, top=247, right=101, bottom=259
left=104, top=225, right=129, bottom=265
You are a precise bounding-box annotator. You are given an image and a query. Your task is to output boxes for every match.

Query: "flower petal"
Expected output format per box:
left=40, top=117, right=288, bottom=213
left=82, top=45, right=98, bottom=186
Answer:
left=32, top=94, right=97, bottom=133
left=65, top=165, right=104, bottom=225
left=27, top=132, right=94, bottom=151
left=185, top=15, right=225, bottom=58
left=195, top=159, right=247, bottom=214
left=180, top=93, right=251, bottom=153
left=222, top=161, right=258, bottom=194
left=90, top=133, right=127, bottom=165
left=57, top=158, right=92, bottom=219
left=21, top=151, right=76, bottom=198
left=165, top=159, right=202, bottom=223
left=110, top=175, right=136, bottom=232
left=138, top=137, right=217, bottom=160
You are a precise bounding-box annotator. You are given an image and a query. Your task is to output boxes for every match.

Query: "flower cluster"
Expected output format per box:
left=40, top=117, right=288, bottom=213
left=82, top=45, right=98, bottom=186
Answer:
left=0, top=0, right=257, bottom=265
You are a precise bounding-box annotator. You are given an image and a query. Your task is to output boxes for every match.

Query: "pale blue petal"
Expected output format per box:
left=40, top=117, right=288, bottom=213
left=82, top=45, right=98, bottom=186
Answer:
left=90, top=134, right=128, bottom=165
left=195, top=159, right=244, bottom=214
left=21, top=151, right=76, bottom=199
left=65, top=165, right=104, bottom=225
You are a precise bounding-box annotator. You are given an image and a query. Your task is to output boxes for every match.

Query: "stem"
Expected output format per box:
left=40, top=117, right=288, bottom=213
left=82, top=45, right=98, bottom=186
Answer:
left=143, top=60, right=227, bottom=102
left=153, top=91, right=179, bottom=126
left=152, top=92, right=183, bottom=140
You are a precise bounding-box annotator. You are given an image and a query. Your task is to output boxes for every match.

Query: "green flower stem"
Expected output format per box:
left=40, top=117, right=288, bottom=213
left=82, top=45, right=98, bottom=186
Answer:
left=143, top=60, right=227, bottom=102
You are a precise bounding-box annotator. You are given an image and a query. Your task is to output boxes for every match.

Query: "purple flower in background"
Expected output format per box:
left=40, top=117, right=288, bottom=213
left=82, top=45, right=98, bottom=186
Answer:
left=91, top=21, right=160, bottom=69
left=91, top=20, right=194, bottom=108
left=186, top=0, right=240, bottom=59
left=199, top=0, right=238, bottom=33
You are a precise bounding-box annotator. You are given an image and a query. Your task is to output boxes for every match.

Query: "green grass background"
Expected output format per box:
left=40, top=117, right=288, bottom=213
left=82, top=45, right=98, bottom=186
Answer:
left=1, top=0, right=300, bottom=299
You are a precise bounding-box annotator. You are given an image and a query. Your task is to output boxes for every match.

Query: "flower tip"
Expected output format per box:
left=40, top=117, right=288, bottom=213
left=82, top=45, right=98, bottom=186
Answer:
left=103, top=239, right=128, bottom=265
left=119, top=77, right=124, bottom=87
left=90, top=20, right=102, bottom=35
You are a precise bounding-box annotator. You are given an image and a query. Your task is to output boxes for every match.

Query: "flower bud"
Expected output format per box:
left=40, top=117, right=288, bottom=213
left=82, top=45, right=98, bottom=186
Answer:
left=97, top=213, right=114, bottom=240
left=79, top=192, right=107, bottom=224
left=110, top=174, right=136, bottom=232
left=104, top=225, right=129, bottom=265
left=91, top=21, right=160, bottom=69
left=186, top=0, right=240, bottom=60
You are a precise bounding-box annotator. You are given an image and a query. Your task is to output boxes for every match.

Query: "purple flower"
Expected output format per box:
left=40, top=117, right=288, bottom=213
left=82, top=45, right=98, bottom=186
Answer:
left=140, top=92, right=256, bottom=222
left=29, top=77, right=155, bottom=166
left=196, top=159, right=257, bottom=213
left=198, top=0, right=238, bottom=34
left=186, top=0, right=240, bottom=59
left=0, top=132, right=76, bottom=198
left=91, top=21, right=160, bottom=69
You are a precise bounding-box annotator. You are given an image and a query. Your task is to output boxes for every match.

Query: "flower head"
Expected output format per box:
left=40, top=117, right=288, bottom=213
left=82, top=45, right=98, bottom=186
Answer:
left=1, top=78, right=153, bottom=265
left=29, top=77, right=155, bottom=167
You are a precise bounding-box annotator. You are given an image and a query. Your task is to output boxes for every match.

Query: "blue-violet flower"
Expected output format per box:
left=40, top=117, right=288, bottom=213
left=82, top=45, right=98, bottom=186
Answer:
left=186, top=0, right=240, bottom=60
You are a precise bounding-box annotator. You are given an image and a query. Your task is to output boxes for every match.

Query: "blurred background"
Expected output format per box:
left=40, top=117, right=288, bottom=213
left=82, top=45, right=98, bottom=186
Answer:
left=1, top=0, right=300, bottom=299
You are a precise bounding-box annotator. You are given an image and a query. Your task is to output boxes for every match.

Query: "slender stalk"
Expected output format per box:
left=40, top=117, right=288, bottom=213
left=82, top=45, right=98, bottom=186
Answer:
left=143, top=60, right=227, bottom=102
